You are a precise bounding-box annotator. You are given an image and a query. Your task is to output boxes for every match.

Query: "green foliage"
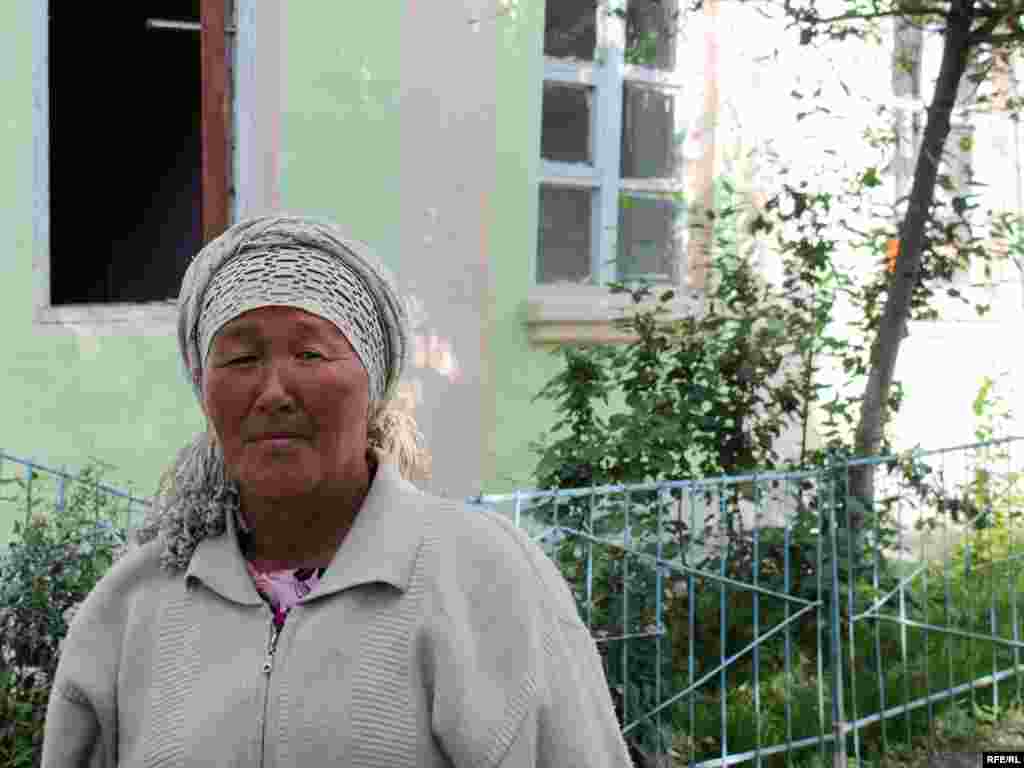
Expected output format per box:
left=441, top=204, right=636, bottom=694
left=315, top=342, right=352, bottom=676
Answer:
left=949, top=374, right=1024, bottom=567
left=529, top=172, right=903, bottom=755
left=0, top=460, right=131, bottom=768
left=528, top=158, right=1017, bottom=756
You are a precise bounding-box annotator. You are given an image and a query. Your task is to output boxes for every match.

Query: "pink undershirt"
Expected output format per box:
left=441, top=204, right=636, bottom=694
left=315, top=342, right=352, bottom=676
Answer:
left=235, top=506, right=326, bottom=630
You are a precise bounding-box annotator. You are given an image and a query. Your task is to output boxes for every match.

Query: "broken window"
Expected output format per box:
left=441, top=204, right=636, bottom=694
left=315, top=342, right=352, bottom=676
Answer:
left=48, top=1, right=232, bottom=306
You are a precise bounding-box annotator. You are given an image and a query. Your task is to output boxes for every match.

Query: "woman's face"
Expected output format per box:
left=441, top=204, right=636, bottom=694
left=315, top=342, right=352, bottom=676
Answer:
left=202, top=305, right=371, bottom=501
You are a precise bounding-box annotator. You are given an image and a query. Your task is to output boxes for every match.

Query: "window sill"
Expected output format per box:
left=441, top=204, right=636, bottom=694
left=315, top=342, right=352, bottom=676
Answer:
left=523, top=284, right=704, bottom=345
left=34, top=301, right=179, bottom=336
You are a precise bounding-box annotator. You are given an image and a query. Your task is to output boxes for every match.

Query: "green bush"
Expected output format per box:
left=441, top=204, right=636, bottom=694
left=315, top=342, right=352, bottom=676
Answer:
left=0, top=460, right=131, bottom=768
left=526, top=167, right=1024, bottom=762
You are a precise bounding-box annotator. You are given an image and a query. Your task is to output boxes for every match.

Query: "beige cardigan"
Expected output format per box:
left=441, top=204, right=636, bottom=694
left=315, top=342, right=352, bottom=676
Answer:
left=41, top=456, right=635, bottom=767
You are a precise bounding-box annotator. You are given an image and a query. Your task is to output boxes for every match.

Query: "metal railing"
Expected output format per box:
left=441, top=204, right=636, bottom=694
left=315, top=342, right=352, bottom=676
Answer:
left=470, top=436, right=1024, bottom=767
left=0, top=451, right=151, bottom=550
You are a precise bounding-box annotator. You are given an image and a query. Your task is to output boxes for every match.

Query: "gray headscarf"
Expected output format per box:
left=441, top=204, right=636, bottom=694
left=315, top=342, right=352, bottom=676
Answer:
left=135, top=215, right=430, bottom=572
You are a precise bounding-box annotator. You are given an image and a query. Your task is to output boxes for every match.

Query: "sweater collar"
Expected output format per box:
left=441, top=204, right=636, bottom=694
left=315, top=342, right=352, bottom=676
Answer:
left=186, top=451, right=427, bottom=606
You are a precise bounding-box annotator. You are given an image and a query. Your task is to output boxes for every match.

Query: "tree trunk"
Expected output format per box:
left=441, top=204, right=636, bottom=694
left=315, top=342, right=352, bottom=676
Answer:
left=849, top=0, right=975, bottom=525
left=892, top=17, right=924, bottom=209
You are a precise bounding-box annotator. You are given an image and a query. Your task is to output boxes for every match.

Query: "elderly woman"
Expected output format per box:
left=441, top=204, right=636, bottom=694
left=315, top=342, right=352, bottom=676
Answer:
left=41, top=215, right=634, bottom=767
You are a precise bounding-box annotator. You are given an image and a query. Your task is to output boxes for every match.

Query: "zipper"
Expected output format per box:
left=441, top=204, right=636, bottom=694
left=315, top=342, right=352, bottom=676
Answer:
left=263, top=616, right=282, bottom=675
left=259, top=609, right=280, bottom=768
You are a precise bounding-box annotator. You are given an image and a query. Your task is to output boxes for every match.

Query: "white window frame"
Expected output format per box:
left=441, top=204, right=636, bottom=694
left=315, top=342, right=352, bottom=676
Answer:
left=527, top=2, right=701, bottom=344
left=31, top=0, right=281, bottom=337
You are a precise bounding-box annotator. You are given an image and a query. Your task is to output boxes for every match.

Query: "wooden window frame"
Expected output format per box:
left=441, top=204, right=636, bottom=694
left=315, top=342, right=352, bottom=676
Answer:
left=527, top=1, right=715, bottom=345
left=201, top=0, right=232, bottom=244
left=33, top=0, right=235, bottom=336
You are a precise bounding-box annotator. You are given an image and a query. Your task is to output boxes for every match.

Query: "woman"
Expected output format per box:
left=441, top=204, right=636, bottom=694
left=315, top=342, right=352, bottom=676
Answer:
left=41, top=215, right=635, bottom=767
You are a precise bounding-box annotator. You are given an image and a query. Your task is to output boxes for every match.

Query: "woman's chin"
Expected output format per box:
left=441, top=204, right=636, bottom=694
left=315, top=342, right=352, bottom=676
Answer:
left=237, top=466, right=319, bottom=499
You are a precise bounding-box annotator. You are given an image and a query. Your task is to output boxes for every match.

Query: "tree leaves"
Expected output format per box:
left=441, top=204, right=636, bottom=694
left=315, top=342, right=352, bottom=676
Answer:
left=861, top=167, right=883, bottom=188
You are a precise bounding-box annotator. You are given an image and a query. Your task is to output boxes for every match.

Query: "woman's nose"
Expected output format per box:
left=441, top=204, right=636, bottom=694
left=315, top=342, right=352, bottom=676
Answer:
left=254, top=359, right=297, bottom=409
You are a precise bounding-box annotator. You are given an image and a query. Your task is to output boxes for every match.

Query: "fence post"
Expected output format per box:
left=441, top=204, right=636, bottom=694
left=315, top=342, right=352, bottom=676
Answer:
left=24, top=462, right=34, bottom=529
left=826, top=451, right=848, bottom=768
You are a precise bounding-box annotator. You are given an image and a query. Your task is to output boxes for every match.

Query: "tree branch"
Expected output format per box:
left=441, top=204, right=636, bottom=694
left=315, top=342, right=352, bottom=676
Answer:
left=976, top=30, right=1024, bottom=45
left=792, top=7, right=950, bottom=25
left=967, top=8, right=1019, bottom=45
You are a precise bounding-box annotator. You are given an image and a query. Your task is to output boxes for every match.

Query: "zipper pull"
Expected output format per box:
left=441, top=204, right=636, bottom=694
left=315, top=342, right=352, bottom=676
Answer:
left=263, top=617, right=282, bottom=676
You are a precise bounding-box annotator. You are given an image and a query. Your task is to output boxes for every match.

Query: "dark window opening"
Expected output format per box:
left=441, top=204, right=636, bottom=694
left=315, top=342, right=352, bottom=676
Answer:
left=541, top=84, right=593, bottom=165
left=50, top=1, right=204, bottom=305
left=544, top=0, right=597, bottom=61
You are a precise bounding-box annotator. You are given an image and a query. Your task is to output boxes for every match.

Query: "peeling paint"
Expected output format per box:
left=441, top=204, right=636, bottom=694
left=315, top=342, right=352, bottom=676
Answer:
left=72, top=327, right=102, bottom=362
left=359, top=62, right=373, bottom=103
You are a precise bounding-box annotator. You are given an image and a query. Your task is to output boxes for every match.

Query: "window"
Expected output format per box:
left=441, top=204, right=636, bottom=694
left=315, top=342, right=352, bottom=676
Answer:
left=536, top=0, right=688, bottom=288
left=38, top=1, right=232, bottom=321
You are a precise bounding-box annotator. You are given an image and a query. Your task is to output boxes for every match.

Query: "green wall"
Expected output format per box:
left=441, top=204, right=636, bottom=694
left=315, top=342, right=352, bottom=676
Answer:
left=279, top=4, right=404, bottom=260
left=0, top=0, right=585, bottom=550
left=0, top=2, right=412, bottom=546
left=485, top=0, right=567, bottom=493
left=0, top=1, right=203, bottom=547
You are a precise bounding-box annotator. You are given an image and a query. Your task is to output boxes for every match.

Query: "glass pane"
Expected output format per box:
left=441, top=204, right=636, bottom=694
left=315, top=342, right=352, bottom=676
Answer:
left=625, top=0, right=679, bottom=70
left=617, top=196, right=683, bottom=282
left=544, top=0, right=596, bottom=60
left=538, top=186, right=592, bottom=284
left=621, top=85, right=679, bottom=178
left=542, top=84, right=593, bottom=164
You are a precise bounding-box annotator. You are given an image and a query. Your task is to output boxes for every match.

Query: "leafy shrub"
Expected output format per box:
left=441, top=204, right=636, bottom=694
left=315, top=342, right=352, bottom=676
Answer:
left=0, top=460, right=131, bottom=767
left=525, top=170, right=978, bottom=757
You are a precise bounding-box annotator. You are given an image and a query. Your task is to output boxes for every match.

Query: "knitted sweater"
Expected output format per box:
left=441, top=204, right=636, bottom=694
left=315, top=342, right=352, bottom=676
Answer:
left=41, top=457, right=635, bottom=767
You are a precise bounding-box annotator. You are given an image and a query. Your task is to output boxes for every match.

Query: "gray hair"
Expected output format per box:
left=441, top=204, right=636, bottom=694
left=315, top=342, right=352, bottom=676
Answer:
left=135, top=215, right=431, bottom=572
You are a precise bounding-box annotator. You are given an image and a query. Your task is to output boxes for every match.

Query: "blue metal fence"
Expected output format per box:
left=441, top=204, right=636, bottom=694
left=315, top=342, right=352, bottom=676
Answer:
left=471, top=436, right=1024, bottom=767
left=0, top=451, right=150, bottom=551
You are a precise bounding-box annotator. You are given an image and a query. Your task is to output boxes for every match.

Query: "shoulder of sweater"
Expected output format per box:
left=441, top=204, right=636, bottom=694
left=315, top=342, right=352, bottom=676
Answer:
left=71, top=535, right=177, bottom=626
left=415, top=492, right=587, bottom=630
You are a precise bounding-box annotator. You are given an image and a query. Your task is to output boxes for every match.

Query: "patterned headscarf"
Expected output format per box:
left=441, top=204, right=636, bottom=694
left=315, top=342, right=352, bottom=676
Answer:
left=177, top=215, right=408, bottom=407
left=135, top=215, right=430, bottom=573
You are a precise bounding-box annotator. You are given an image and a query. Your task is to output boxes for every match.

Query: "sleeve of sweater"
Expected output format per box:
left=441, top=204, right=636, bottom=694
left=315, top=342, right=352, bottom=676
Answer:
left=497, top=618, right=637, bottom=768
left=487, top=518, right=636, bottom=768
left=40, top=557, right=125, bottom=768
left=40, top=685, right=102, bottom=768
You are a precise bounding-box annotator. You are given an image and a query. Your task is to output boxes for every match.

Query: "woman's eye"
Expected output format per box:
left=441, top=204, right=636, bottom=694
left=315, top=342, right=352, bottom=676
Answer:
left=301, top=351, right=324, bottom=360
left=229, top=356, right=258, bottom=365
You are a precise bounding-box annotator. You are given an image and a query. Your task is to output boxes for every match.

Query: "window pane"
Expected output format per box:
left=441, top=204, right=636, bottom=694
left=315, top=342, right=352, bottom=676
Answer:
left=538, top=186, right=592, bottom=284
left=617, top=196, right=683, bottom=282
left=542, top=84, right=593, bottom=164
left=544, top=0, right=596, bottom=60
left=621, top=85, right=679, bottom=178
left=625, top=0, right=679, bottom=70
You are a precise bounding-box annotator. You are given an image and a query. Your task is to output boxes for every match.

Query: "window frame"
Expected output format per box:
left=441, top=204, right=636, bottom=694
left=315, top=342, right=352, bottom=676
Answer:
left=31, top=0, right=264, bottom=336
left=539, top=12, right=688, bottom=288
left=528, top=2, right=701, bottom=344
